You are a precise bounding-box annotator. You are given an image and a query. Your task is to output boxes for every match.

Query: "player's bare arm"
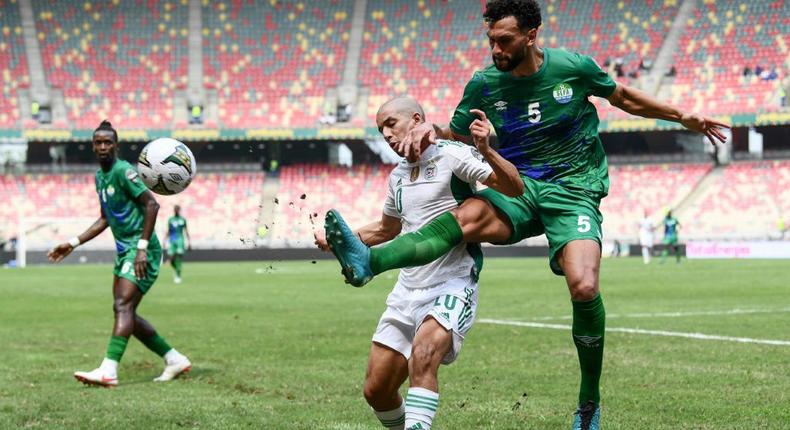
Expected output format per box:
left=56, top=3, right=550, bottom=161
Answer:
left=469, top=109, right=525, bottom=198
left=606, top=83, right=730, bottom=145
left=135, top=190, right=160, bottom=280
left=47, top=211, right=109, bottom=263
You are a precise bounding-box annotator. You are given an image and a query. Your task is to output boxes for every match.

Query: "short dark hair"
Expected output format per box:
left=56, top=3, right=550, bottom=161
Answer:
left=484, top=0, right=542, bottom=31
left=94, top=119, right=118, bottom=142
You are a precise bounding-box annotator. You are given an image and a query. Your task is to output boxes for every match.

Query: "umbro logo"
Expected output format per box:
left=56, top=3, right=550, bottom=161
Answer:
left=573, top=335, right=601, bottom=347
left=494, top=100, right=507, bottom=111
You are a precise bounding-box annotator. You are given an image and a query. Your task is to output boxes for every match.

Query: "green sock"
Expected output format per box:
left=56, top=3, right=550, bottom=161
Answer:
left=572, top=294, right=606, bottom=405
left=106, top=335, right=129, bottom=362
left=140, top=333, right=172, bottom=357
left=369, top=212, right=463, bottom=275
left=174, top=256, right=182, bottom=276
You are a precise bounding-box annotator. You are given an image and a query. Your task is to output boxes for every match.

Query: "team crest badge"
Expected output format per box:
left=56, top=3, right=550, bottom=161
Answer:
left=553, top=83, right=573, bottom=104
left=106, top=185, right=115, bottom=196
left=425, top=162, right=437, bottom=180
left=410, top=166, right=420, bottom=182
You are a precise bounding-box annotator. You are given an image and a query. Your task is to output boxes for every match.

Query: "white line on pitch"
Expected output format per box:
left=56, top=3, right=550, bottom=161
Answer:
left=478, top=318, right=790, bottom=346
left=525, top=307, right=790, bottom=321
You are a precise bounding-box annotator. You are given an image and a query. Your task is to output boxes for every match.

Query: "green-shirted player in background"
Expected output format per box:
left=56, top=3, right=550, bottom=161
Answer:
left=48, top=120, right=191, bottom=387
left=660, top=211, right=681, bottom=264
left=324, top=1, right=729, bottom=428
left=166, top=205, right=190, bottom=284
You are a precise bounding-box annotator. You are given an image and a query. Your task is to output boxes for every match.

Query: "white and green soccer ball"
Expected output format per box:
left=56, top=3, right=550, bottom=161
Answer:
left=137, top=138, right=197, bottom=195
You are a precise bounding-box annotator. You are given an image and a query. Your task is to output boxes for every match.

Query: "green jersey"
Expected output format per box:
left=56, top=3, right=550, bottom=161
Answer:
left=450, top=48, right=616, bottom=195
left=663, top=217, right=679, bottom=238
left=167, top=215, right=187, bottom=243
left=95, top=159, right=160, bottom=254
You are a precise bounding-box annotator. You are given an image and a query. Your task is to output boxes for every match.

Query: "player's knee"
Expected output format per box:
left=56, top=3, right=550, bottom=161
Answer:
left=455, top=198, right=491, bottom=234
left=112, top=299, right=133, bottom=315
left=362, top=378, right=388, bottom=405
left=569, top=277, right=598, bottom=301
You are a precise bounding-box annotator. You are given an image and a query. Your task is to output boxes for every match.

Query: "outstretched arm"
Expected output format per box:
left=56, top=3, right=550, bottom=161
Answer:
left=48, top=210, right=108, bottom=263
left=606, top=83, right=730, bottom=145
left=316, top=213, right=402, bottom=251
left=133, top=190, right=160, bottom=279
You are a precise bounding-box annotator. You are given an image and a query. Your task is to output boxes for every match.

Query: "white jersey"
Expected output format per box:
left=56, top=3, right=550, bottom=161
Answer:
left=639, top=217, right=654, bottom=246
left=383, top=140, right=493, bottom=288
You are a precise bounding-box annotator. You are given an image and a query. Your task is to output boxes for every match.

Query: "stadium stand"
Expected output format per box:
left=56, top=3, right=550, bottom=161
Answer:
left=359, top=0, right=682, bottom=124
left=0, top=0, right=28, bottom=127
left=32, top=0, right=189, bottom=128
left=202, top=0, right=353, bottom=128
left=266, top=163, right=390, bottom=247
left=663, top=0, right=790, bottom=116
left=543, top=0, right=681, bottom=121
left=359, top=0, right=489, bottom=124
left=680, top=160, right=790, bottom=239
left=601, top=162, right=712, bottom=240
left=0, top=171, right=264, bottom=250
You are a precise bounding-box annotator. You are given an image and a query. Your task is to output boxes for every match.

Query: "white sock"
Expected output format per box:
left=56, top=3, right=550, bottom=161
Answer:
left=164, top=348, right=183, bottom=364
left=100, top=358, right=118, bottom=375
left=405, top=387, right=439, bottom=430
left=373, top=402, right=405, bottom=429
left=642, top=246, right=650, bottom=264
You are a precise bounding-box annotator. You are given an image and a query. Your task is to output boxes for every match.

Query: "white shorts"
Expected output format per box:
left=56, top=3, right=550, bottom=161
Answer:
left=640, top=232, right=654, bottom=247
left=372, top=276, right=478, bottom=365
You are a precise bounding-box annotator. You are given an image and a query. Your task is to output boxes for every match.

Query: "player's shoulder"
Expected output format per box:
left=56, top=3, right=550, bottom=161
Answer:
left=545, top=47, right=597, bottom=73
left=435, top=140, right=483, bottom=163
left=470, top=64, right=501, bottom=84
left=388, top=160, right=409, bottom=181
left=113, top=159, right=142, bottom=183
left=436, top=139, right=470, bottom=154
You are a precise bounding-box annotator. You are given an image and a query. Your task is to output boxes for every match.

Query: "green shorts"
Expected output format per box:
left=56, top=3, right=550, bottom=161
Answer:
left=663, top=235, right=678, bottom=245
left=168, top=238, right=185, bottom=255
left=476, top=176, right=604, bottom=276
left=113, top=246, right=162, bottom=294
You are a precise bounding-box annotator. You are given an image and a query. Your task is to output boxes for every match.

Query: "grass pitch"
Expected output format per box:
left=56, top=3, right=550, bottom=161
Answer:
left=0, top=258, right=788, bottom=429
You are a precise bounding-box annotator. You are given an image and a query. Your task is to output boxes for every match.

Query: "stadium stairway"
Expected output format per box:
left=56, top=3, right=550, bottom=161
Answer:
left=673, top=165, right=724, bottom=222
left=643, top=0, right=697, bottom=94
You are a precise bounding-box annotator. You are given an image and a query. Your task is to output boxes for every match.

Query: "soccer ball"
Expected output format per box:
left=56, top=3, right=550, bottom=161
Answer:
left=137, top=138, right=197, bottom=195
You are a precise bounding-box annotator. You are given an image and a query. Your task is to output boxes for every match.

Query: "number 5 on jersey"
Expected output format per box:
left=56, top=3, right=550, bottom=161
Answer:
left=577, top=215, right=591, bottom=233
left=528, top=102, right=541, bottom=123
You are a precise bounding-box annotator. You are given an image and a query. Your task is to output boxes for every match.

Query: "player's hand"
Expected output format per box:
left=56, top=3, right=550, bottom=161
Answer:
left=134, top=249, right=148, bottom=280
left=399, top=122, right=436, bottom=163
left=680, top=113, right=730, bottom=146
left=314, top=231, right=330, bottom=252
left=47, top=243, right=73, bottom=263
left=469, top=109, right=492, bottom=154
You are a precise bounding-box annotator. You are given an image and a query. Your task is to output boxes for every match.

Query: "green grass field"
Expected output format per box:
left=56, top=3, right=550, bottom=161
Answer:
left=1, top=258, right=788, bottom=429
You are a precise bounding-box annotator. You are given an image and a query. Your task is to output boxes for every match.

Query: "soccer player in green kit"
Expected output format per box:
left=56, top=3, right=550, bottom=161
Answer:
left=48, top=120, right=191, bottom=387
left=167, top=205, right=190, bottom=284
left=660, top=210, right=681, bottom=263
left=324, top=1, right=729, bottom=428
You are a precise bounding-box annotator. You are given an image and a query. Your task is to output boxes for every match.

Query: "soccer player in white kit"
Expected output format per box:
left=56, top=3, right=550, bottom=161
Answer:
left=317, top=97, right=524, bottom=430
left=638, top=211, right=655, bottom=264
